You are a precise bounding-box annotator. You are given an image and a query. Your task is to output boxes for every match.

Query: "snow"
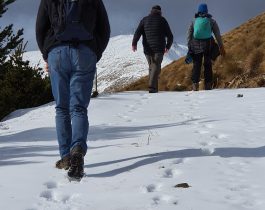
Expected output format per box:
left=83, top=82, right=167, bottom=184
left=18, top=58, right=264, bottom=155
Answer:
left=96, top=35, right=187, bottom=92
left=1, top=88, right=265, bottom=210
left=23, top=35, right=187, bottom=92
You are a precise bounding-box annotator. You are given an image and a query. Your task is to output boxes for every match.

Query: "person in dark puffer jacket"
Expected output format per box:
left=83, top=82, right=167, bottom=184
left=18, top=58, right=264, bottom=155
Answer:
left=36, top=0, right=110, bottom=180
left=132, top=5, right=173, bottom=93
left=187, top=3, right=226, bottom=91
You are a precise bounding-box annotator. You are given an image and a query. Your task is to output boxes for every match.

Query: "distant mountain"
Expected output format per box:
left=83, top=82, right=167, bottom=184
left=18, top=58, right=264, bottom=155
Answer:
left=96, top=35, right=187, bottom=92
left=23, top=35, right=187, bottom=92
left=123, top=12, right=265, bottom=91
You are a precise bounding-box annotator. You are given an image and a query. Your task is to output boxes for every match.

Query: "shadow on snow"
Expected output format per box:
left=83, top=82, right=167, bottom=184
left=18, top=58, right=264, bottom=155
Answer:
left=85, top=146, right=265, bottom=177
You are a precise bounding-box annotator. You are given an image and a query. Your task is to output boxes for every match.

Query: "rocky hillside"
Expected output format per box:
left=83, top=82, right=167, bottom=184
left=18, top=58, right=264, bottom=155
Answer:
left=122, top=12, right=265, bottom=91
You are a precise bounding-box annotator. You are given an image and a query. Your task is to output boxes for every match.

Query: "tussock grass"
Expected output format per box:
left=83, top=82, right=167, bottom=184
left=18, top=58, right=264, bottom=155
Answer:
left=245, top=49, right=264, bottom=76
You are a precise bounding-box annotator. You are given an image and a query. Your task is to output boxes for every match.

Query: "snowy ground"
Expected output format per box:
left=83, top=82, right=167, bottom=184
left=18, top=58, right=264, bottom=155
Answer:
left=23, top=35, right=187, bottom=92
left=1, top=88, right=265, bottom=210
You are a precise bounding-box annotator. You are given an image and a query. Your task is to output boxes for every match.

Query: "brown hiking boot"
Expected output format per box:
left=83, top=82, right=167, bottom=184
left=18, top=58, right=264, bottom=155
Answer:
left=55, top=155, right=71, bottom=170
left=67, top=145, right=85, bottom=180
left=192, top=83, right=199, bottom=91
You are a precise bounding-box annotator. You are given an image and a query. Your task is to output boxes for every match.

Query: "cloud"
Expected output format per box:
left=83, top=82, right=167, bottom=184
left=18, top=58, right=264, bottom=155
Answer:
left=1, top=0, right=265, bottom=51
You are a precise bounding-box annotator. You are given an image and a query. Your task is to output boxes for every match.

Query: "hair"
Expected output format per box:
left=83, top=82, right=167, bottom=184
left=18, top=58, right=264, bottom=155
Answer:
left=152, top=5, right=161, bottom=11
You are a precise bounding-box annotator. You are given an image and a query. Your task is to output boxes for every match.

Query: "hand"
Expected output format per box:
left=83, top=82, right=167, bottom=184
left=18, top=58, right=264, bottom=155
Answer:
left=164, top=48, right=169, bottom=54
left=220, top=46, right=226, bottom=57
left=132, top=45, right=137, bottom=52
left=44, top=61, right=49, bottom=72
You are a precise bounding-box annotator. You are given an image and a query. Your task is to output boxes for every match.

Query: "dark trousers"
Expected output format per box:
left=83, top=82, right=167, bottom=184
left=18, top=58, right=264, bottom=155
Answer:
left=145, top=53, right=164, bottom=92
left=192, top=52, right=212, bottom=84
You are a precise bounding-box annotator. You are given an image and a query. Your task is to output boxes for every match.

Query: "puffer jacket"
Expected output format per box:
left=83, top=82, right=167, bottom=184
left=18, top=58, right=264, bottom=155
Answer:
left=132, top=10, right=173, bottom=55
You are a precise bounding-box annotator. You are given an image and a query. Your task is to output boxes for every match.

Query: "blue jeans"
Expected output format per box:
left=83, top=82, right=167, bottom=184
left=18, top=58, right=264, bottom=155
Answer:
left=48, top=44, right=96, bottom=158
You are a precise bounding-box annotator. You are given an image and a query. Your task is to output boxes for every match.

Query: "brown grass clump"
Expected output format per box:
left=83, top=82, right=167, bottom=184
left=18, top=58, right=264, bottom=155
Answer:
left=245, top=49, right=264, bottom=76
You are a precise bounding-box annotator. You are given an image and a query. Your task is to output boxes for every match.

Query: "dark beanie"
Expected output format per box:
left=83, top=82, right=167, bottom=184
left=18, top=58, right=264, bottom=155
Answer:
left=152, top=5, right=161, bottom=11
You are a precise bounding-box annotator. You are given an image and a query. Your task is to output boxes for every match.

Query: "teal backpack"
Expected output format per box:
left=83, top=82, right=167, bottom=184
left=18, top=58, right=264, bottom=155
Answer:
left=193, top=17, right=212, bottom=39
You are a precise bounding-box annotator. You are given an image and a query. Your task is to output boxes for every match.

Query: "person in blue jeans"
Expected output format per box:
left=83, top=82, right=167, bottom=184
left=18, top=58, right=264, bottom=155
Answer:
left=36, top=0, right=110, bottom=179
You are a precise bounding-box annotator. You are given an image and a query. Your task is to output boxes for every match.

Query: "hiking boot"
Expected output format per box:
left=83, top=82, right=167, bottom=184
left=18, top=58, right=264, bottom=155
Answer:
left=204, top=82, right=212, bottom=90
left=91, top=91, right=99, bottom=98
left=149, top=89, right=158, bottom=93
left=192, top=83, right=199, bottom=91
left=55, top=155, right=71, bottom=170
left=67, top=145, right=84, bottom=180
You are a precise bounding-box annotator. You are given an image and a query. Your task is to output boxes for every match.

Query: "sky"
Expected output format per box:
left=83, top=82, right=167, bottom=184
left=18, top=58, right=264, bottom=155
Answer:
left=1, top=0, right=265, bottom=51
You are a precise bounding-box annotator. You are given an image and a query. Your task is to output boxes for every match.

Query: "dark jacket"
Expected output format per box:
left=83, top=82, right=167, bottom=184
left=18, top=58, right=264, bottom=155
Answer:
left=187, top=13, right=223, bottom=54
left=36, top=0, right=110, bottom=62
left=132, top=10, right=173, bottom=55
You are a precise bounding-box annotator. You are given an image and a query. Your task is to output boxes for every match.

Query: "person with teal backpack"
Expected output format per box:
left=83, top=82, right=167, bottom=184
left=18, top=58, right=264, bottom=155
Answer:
left=187, top=3, right=226, bottom=91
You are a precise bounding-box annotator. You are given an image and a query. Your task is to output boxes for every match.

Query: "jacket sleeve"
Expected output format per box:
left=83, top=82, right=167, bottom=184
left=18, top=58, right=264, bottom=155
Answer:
left=95, top=0, right=111, bottom=62
left=164, top=19, right=173, bottom=50
left=187, top=21, right=194, bottom=47
left=36, top=0, right=50, bottom=60
left=211, top=19, right=223, bottom=47
left=132, top=19, right=144, bottom=46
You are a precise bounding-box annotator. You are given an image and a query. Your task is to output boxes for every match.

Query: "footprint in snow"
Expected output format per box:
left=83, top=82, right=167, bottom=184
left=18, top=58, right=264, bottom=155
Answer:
left=40, top=180, right=74, bottom=204
left=211, top=134, right=229, bottom=139
left=201, top=147, right=215, bottom=155
left=152, top=195, right=175, bottom=205
left=203, top=124, right=214, bottom=129
left=52, top=192, right=71, bottom=203
left=116, top=114, right=133, bottom=122
left=136, top=101, right=144, bottom=106
left=0, top=123, right=9, bottom=130
left=141, top=96, right=151, bottom=100
left=172, top=158, right=184, bottom=165
left=40, top=190, right=53, bottom=201
left=163, top=168, right=181, bottom=178
left=44, top=181, right=57, bottom=189
left=195, top=130, right=210, bottom=135
left=152, top=196, right=160, bottom=205
left=143, top=183, right=162, bottom=193
left=189, top=103, right=199, bottom=109
left=128, top=108, right=137, bottom=113
left=199, top=140, right=215, bottom=147
left=116, top=113, right=128, bottom=119
left=40, top=190, right=72, bottom=204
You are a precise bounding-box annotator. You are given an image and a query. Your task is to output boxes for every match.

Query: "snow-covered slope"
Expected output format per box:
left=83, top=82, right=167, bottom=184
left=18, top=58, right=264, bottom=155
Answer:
left=1, top=88, right=265, bottom=210
left=24, top=35, right=187, bottom=92
left=96, top=35, right=187, bottom=92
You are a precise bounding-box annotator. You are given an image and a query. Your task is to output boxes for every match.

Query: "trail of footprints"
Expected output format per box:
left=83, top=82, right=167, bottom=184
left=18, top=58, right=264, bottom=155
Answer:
left=180, top=93, right=230, bottom=155
left=141, top=158, right=185, bottom=207
left=196, top=122, right=231, bottom=156
left=138, top=93, right=232, bottom=207
left=116, top=93, right=152, bottom=123
left=36, top=180, right=80, bottom=209
left=187, top=97, right=261, bottom=208
left=40, top=181, right=71, bottom=203
left=34, top=93, right=261, bottom=209
left=218, top=158, right=262, bottom=208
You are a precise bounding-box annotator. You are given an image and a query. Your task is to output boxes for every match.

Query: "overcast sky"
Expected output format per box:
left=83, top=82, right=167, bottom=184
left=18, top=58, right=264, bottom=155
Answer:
left=1, top=0, right=265, bottom=51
